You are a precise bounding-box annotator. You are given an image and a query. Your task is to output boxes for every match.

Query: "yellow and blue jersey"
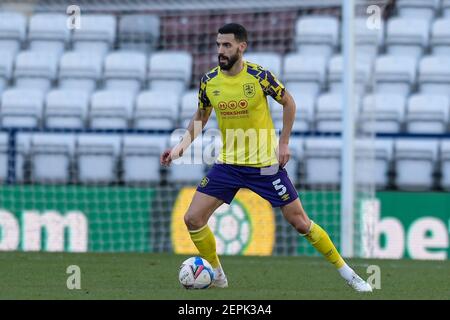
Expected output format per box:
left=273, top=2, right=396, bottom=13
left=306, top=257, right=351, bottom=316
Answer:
left=198, top=61, right=285, bottom=167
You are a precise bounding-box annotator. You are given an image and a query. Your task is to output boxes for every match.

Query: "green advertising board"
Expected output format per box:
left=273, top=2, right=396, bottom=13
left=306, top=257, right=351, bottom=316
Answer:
left=0, top=185, right=154, bottom=252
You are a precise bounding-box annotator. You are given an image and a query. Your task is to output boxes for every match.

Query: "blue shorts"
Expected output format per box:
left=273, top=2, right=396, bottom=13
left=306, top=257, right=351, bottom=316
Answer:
left=196, top=163, right=298, bottom=208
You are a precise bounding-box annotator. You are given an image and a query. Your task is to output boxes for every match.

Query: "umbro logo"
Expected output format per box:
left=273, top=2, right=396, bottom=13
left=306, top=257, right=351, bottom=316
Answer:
left=213, top=90, right=220, bottom=96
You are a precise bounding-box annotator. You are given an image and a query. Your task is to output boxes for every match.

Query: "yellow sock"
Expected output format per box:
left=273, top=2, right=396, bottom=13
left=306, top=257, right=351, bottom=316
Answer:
left=189, top=225, right=221, bottom=269
left=303, top=221, right=345, bottom=269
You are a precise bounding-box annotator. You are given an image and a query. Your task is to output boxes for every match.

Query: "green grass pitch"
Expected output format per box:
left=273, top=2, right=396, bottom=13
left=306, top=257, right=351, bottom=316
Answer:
left=0, top=252, right=449, bottom=300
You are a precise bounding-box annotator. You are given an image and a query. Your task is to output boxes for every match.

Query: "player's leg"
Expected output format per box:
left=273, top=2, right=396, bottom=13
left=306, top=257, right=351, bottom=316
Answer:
left=185, top=164, right=242, bottom=288
left=280, top=192, right=372, bottom=292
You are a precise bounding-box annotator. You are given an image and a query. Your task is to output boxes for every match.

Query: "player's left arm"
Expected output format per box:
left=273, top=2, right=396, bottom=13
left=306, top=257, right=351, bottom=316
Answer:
left=277, top=89, right=296, bottom=168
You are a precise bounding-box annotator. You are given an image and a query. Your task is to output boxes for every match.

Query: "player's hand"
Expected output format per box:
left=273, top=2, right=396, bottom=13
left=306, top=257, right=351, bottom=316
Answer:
left=277, top=143, right=291, bottom=168
left=160, top=148, right=174, bottom=167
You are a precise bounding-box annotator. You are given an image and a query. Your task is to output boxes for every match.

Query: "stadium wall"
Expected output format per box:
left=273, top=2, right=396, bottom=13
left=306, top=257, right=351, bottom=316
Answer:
left=0, top=186, right=448, bottom=260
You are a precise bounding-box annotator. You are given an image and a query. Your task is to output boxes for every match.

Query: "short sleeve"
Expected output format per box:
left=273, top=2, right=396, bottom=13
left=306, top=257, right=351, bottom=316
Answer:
left=261, top=69, right=286, bottom=103
left=198, top=76, right=212, bottom=110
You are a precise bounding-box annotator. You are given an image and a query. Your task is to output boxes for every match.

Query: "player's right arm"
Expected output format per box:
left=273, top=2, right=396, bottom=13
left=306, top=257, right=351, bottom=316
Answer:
left=160, top=76, right=213, bottom=167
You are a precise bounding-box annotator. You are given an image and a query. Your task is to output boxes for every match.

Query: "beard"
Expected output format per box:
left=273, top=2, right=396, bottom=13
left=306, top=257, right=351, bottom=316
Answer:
left=218, top=51, right=240, bottom=70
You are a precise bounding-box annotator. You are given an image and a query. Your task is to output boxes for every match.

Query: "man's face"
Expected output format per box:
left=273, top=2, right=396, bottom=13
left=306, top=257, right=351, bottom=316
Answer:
left=216, top=33, right=246, bottom=70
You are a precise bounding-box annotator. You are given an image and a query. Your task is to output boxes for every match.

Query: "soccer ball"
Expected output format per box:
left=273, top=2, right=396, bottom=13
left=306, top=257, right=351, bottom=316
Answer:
left=178, top=256, right=215, bottom=289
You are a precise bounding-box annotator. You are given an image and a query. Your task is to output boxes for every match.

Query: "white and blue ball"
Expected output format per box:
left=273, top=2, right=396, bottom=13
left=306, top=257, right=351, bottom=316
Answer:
left=178, top=256, right=215, bottom=289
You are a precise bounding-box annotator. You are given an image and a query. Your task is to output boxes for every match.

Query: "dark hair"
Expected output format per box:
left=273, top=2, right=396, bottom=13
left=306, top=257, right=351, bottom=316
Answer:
left=218, top=23, right=248, bottom=43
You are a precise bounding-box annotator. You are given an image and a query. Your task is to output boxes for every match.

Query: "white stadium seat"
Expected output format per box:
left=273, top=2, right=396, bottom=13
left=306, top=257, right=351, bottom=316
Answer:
left=316, top=93, right=360, bottom=133
left=304, top=137, right=341, bottom=186
left=28, top=13, right=69, bottom=57
left=442, top=0, right=450, bottom=17
left=0, top=89, right=45, bottom=128
left=394, top=139, right=439, bottom=191
left=118, top=14, right=160, bottom=52
left=430, top=18, right=450, bottom=56
left=440, top=141, right=450, bottom=190
left=104, top=51, right=147, bottom=94
left=0, top=133, right=8, bottom=182
left=283, top=54, right=327, bottom=96
left=30, top=133, right=76, bottom=183
left=45, top=89, right=90, bottom=129
left=355, top=138, right=394, bottom=189
left=406, top=94, right=449, bottom=134
left=76, top=134, right=121, bottom=184
left=354, top=17, right=384, bottom=62
left=374, top=55, right=417, bottom=97
left=122, top=134, right=168, bottom=184
left=295, top=16, right=339, bottom=58
left=180, top=90, right=217, bottom=131
left=244, top=52, right=282, bottom=78
left=0, top=12, right=26, bottom=56
left=14, top=51, right=59, bottom=92
left=59, top=51, right=103, bottom=93
left=360, top=94, right=406, bottom=134
left=386, top=17, right=430, bottom=60
left=148, top=51, right=192, bottom=95
left=72, top=14, right=116, bottom=56
left=14, top=133, right=32, bottom=182
left=0, top=52, right=14, bottom=95
left=290, top=91, right=315, bottom=132
left=418, top=55, right=450, bottom=97
left=396, top=0, right=440, bottom=21
left=89, top=90, right=135, bottom=129
left=134, top=90, right=179, bottom=130
left=328, top=55, right=372, bottom=95
left=167, top=134, right=206, bottom=183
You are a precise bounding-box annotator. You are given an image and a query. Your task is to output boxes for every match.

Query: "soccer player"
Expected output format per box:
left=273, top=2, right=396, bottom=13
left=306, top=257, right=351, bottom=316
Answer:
left=161, top=23, right=372, bottom=292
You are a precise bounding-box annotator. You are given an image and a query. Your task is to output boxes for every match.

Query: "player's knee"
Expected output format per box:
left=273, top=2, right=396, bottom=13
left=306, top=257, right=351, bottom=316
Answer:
left=184, top=211, right=205, bottom=231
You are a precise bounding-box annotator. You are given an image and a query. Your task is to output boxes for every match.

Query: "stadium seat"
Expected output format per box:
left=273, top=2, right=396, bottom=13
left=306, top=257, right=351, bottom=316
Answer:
left=272, top=91, right=314, bottom=132
left=442, top=0, right=450, bottom=17
left=118, top=14, right=160, bottom=52
left=122, top=134, right=168, bottom=184
left=59, top=51, right=103, bottom=93
left=430, top=18, right=450, bottom=56
left=386, top=17, right=430, bottom=60
left=295, top=16, right=339, bottom=58
left=45, top=89, right=90, bottom=129
left=104, top=51, right=147, bottom=94
left=394, top=139, right=439, bottom=191
left=0, top=133, right=7, bottom=182
left=134, top=90, right=179, bottom=130
left=355, top=138, right=394, bottom=189
left=315, top=93, right=360, bottom=133
left=167, top=133, right=207, bottom=183
left=76, top=134, right=121, bottom=184
left=0, top=12, right=26, bottom=57
left=374, top=55, right=417, bottom=97
left=440, top=140, right=450, bottom=190
left=328, top=55, right=372, bottom=95
left=354, top=17, right=384, bottom=63
left=180, top=90, right=217, bottom=130
left=148, top=51, right=192, bottom=95
left=304, top=137, right=341, bottom=186
left=28, top=13, right=69, bottom=57
left=89, top=90, right=135, bottom=129
left=0, top=89, right=45, bottom=128
left=292, top=92, right=316, bottom=132
left=406, top=94, right=449, bottom=134
left=30, top=133, right=76, bottom=184
left=360, top=94, right=406, bottom=134
left=396, top=0, right=440, bottom=21
left=14, top=133, right=31, bottom=183
left=418, top=55, right=450, bottom=97
left=14, top=51, right=59, bottom=92
left=72, top=14, right=116, bottom=56
left=244, top=52, right=282, bottom=77
left=286, top=136, right=303, bottom=185
left=0, top=52, right=14, bottom=95
left=283, top=54, right=327, bottom=96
